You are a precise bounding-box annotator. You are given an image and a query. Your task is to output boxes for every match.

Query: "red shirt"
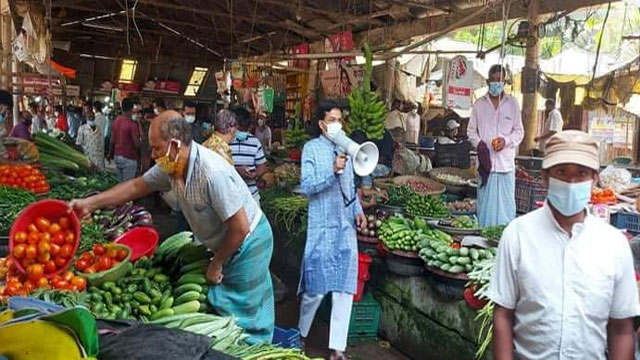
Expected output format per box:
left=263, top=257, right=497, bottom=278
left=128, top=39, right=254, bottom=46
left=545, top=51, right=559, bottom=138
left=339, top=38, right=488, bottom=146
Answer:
left=56, top=114, right=68, bottom=132
left=111, top=115, right=141, bottom=160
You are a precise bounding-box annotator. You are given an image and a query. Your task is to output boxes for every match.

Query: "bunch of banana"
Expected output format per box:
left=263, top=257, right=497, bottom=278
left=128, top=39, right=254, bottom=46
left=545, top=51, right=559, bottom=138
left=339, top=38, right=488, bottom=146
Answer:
left=347, top=43, right=386, bottom=141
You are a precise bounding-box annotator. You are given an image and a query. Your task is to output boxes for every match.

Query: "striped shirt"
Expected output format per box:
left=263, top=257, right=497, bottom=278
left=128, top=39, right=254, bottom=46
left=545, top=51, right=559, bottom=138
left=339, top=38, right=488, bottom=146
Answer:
left=230, top=134, right=266, bottom=197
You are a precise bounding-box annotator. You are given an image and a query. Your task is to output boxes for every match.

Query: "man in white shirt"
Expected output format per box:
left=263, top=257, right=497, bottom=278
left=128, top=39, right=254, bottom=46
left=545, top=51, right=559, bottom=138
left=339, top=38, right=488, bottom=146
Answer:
left=385, top=99, right=405, bottom=134
left=489, top=130, right=640, bottom=360
left=534, top=98, right=563, bottom=153
left=437, top=119, right=460, bottom=145
left=468, top=64, right=524, bottom=227
left=405, top=103, right=421, bottom=144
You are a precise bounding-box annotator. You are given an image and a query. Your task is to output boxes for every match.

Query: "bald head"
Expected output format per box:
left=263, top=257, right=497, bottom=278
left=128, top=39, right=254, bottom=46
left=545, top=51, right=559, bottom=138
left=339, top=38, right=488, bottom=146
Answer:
left=149, top=110, right=192, bottom=160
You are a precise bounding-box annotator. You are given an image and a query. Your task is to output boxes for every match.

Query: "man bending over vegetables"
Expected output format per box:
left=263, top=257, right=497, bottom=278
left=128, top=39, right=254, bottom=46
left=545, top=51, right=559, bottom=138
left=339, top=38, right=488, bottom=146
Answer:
left=489, top=130, right=640, bottom=360
left=69, top=110, right=274, bottom=344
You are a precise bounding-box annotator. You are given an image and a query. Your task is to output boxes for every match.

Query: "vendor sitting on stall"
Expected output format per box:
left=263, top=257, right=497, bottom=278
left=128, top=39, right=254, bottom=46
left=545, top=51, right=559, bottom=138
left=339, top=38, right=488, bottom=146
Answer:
left=437, top=119, right=460, bottom=145
left=69, top=110, right=274, bottom=344
left=203, top=109, right=235, bottom=165
left=9, top=111, right=33, bottom=141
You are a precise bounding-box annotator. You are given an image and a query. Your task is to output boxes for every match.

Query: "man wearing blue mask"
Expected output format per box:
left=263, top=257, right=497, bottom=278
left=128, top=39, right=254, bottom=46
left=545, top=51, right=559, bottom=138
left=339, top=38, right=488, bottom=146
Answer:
left=489, top=130, right=640, bottom=360
left=230, top=107, right=266, bottom=203
left=468, top=64, right=524, bottom=227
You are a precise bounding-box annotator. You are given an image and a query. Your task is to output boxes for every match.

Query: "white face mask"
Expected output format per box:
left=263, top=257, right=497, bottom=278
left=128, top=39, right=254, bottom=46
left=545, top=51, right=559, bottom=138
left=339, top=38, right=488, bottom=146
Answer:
left=184, top=115, right=196, bottom=124
left=325, top=122, right=343, bottom=137
left=132, top=114, right=141, bottom=122
left=154, top=108, right=160, bottom=115
left=258, top=119, right=265, bottom=126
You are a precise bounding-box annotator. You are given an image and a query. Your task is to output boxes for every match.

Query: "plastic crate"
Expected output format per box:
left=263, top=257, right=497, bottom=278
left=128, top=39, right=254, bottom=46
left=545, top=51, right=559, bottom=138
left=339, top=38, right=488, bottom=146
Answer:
left=515, top=178, right=547, bottom=214
left=318, top=293, right=380, bottom=341
left=434, top=141, right=471, bottom=169
left=612, top=212, right=640, bottom=234
left=272, top=326, right=301, bottom=348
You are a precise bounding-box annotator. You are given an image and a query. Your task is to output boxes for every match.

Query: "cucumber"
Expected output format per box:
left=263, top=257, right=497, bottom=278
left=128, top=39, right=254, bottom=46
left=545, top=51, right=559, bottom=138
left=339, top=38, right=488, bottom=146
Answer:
left=175, top=291, right=201, bottom=305
left=459, top=247, right=469, bottom=257
left=470, top=249, right=479, bottom=261
left=440, top=263, right=451, bottom=271
left=446, top=248, right=459, bottom=256
left=153, top=274, right=169, bottom=283
left=150, top=308, right=174, bottom=321
left=457, top=257, right=471, bottom=265
left=449, top=265, right=464, bottom=273
left=174, top=283, right=202, bottom=296
left=133, top=291, right=151, bottom=304
left=138, top=305, right=152, bottom=316
left=436, top=253, right=449, bottom=262
left=448, top=256, right=458, bottom=265
left=172, top=300, right=201, bottom=315
left=177, top=274, right=207, bottom=286
left=198, top=302, right=208, bottom=312
left=180, top=259, right=210, bottom=274
left=160, top=296, right=174, bottom=310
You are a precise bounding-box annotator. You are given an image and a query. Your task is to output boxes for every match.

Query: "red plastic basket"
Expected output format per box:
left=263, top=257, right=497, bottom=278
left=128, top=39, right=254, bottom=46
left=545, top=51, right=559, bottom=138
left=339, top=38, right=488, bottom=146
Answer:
left=9, top=199, right=80, bottom=277
left=114, top=226, right=159, bottom=261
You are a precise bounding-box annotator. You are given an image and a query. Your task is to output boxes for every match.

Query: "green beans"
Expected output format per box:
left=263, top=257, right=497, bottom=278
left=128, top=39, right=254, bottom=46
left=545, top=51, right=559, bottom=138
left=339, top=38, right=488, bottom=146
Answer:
left=0, top=186, right=36, bottom=233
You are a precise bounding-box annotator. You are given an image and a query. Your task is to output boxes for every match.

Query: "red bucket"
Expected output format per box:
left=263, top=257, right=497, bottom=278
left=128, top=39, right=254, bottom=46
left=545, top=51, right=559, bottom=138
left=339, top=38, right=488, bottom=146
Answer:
left=354, top=253, right=372, bottom=302
left=9, top=199, right=80, bottom=277
left=114, top=226, right=159, bottom=261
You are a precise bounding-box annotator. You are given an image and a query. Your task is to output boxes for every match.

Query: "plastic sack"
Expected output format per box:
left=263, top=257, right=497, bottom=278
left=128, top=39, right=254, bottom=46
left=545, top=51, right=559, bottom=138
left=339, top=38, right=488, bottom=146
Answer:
left=98, top=321, right=236, bottom=360
left=600, top=165, right=632, bottom=193
left=393, top=147, right=432, bottom=176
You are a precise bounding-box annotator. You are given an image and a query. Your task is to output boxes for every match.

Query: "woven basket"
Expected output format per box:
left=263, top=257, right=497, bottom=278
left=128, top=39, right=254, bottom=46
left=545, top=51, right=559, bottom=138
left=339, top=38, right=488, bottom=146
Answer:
left=392, top=175, right=446, bottom=195
left=429, top=167, right=475, bottom=187
left=373, top=177, right=396, bottom=191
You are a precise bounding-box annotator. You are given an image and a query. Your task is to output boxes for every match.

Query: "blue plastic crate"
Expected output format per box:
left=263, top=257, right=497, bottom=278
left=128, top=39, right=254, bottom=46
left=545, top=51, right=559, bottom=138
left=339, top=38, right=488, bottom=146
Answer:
left=272, top=326, right=301, bottom=349
left=612, top=212, right=640, bottom=234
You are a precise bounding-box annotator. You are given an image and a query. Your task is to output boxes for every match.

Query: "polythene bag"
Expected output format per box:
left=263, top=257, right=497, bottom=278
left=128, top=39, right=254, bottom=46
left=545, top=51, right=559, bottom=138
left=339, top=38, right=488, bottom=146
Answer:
left=0, top=320, right=88, bottom=360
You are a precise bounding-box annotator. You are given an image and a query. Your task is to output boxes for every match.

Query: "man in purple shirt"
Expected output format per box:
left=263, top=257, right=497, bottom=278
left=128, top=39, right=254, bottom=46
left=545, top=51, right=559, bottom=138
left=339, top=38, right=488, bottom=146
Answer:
left=109, top=98, right=141, bottom=182
left=9, top=111, right=33, bottom=141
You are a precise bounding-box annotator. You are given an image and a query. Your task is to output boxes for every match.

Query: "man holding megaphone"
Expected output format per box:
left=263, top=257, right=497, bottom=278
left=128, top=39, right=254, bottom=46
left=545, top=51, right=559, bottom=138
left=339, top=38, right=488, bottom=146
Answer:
left=297, top=100, right=372, bottom=360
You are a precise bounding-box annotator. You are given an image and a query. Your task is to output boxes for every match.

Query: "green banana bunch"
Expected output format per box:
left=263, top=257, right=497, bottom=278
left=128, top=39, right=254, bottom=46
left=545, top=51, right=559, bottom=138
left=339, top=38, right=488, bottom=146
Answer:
left=347, top=43, right=386, bottom=140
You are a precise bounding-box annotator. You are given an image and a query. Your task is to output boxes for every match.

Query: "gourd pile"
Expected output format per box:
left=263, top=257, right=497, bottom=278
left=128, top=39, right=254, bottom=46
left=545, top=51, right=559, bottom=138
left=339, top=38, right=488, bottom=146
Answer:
left=419, top=242, right=496, bottom=274
left=379, top=214, right=451, bottom=252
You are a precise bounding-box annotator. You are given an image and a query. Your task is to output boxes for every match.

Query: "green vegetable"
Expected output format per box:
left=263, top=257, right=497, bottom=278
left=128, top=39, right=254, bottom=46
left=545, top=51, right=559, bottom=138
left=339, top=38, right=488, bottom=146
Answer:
left=178, top=274, right=207, bottom=286
left=138, top=305, right=152, bottom=316
left=405, top=194, right=450, bottom=218
left=160, top=296, right=174, bottom=310
left=133, top=291, right=151, bottom=304
left=0, top=187, right=36, bottom=233
left=150, top=308, right=174, bottom=320
left=384, top=186, right=415, bottom=207
left=34, top=133, right=92, bottom=170
left=175, top=291, right=201, bottom=305
left=172, top=300, right=201, bottom=315
left=174, top=283, right=203, bottom=296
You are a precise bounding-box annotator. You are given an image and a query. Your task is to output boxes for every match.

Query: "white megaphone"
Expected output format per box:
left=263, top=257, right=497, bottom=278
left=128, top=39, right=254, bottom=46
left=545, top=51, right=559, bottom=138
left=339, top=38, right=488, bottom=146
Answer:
left=327, top=130, right=379, bottom=176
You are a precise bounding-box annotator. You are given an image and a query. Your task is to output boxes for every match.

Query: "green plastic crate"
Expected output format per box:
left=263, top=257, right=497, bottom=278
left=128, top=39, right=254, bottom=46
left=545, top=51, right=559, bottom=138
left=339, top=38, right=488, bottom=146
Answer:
left=318, top=293, right=380, bottom=341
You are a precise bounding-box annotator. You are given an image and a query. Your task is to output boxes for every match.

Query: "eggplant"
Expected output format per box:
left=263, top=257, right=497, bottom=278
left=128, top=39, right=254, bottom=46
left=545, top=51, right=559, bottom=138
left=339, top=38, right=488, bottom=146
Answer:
left=135, top=217, right=154, bottom=227
left=114, top=202, right=134, bottom=218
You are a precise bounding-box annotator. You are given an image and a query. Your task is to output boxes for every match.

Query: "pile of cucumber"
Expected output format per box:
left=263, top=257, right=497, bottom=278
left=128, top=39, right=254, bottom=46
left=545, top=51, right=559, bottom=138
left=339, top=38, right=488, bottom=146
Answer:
left=405, top=194, right=450, bottom=218
left=379, top=214, right=451, bottom=252
left=419, top=242, right=496, bottom=274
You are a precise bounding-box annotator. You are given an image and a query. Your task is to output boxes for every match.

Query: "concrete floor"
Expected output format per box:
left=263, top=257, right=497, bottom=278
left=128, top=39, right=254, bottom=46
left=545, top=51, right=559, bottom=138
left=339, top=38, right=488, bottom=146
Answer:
left=146, top=197, right=410, bottom=360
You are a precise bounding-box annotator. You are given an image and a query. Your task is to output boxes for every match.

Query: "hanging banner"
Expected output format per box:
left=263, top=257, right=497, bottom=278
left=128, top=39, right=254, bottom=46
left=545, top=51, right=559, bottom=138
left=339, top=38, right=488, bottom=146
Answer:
left=325, top=30, right=355, bottom=69
left=442, top=55, right=473, bottom=110
left=117, top=82, right=141, bottom=93
left=260, top=87, right=274, bottom=113
left=288, top=43, right=310, bottom=69
left=320, top=65, right=363, bottom=98
left=143, top=80, right=181, bottom=94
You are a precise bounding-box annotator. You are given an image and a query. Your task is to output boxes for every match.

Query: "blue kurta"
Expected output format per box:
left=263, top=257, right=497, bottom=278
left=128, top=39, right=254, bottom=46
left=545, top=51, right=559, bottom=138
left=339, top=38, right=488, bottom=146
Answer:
left=298, top=136, right=363, bottom=296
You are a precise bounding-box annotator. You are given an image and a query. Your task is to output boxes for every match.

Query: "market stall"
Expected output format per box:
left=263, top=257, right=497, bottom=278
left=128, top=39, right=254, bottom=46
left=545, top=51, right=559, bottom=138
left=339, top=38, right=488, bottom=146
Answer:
left=0, top=132, right=313, bottom=360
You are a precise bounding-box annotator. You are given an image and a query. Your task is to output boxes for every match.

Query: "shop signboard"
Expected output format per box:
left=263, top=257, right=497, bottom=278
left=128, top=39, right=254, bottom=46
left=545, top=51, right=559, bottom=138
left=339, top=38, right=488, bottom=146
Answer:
left=117, top=82, right=141, bottom=93
left=143, top=80, right=181, bottom=94
left=442, top=56, right=473, bottom=110
left=23, top=75, right=61, bottom=86
left=288, top=43, right=310, bottom=69
left=325, top=30, right=355, bottom=69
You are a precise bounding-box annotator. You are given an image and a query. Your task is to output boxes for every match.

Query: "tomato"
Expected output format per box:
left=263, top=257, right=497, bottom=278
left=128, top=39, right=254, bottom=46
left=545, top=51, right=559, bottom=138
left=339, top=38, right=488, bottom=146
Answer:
left=37, top=277, right=49, bottom=288
left=84, top=265, right=97, bottom=274
left=48, top=223, right=62, bottom=235
left=65, top=231, right=75, bottom=244
left=27, top=223, right=38, bottom=233
left=54, top=256, right=67, bottom=268
left=79, top=252, right=93, bottom=262
left=35, top=217, right=51, bottom=232
left=21, top=257, right=34, bottom=269
left=25, top=244, right=37, bottom=259
left=92, top=244, right=105, bottom=256
left=53, top=280, right=68, bottom=290
left=59, top=217, right=70, bottom=230
left=13, top=244, right=26, bottom=259
left=5, top=257, right=15, bottom=271
left=70, top=276, right=87, bottom=291
left=38, top=241, right=50, bottom=255
left=27, top=231, right=40, bottom=244
left=27, top=264, right=44, bottom=282
left=4, top=284, right=18, bottom=296
left=36, top=252, right=51, bottom=263
left=52, top=233, right=65, bottom=245
left=50, top=243, right=60, bottom=256
left=62, top=271, right=74, bottom=282
left=44, top=259, right=57, bottom=273
left=39, top=232, right=51, bottom=243
left=97, top=255, right=113, bottom=271
left=106, top=247, right=118, bottom=259
left=116, top=248, right=128, bottom=261
left=59, top=244, right=73, bottom=259
left=75, top=259, right=89, bottom=271
left=14, top=231, right=27, bottom=244
left=23, top=280, right=35, bottom=293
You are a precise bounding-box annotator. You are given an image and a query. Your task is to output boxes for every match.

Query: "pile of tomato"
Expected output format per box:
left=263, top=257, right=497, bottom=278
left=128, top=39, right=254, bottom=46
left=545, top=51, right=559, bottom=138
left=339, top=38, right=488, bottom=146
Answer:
left=1, top=257, right=86, bottom=297
left=0, top=164, right=50, bottom=194
left=11, top=216, right=76, bottom=277
left=75, top=244, right=128, bottom=274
